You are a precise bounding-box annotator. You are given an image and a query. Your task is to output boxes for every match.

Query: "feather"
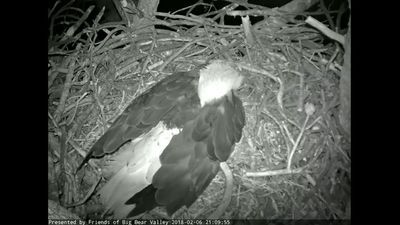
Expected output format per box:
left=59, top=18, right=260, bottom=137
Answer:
left=78, top=60, right=245, bottom=218
left=98, top=122, right=179, bottom=218
left=144, top=94, right=245, bottom=216
left=76, top=70, right=199, bottom=171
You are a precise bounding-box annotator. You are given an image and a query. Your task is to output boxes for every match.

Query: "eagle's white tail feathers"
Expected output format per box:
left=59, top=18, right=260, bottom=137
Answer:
left=99, top=166, right=147, bottom=218
left=98, top=122, right=179, bottom=218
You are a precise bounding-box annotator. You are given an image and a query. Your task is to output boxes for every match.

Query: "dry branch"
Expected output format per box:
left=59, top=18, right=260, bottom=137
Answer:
left=208, top=162, right=233, bottom=219
left=305, top=16, right=345, bottom=45
left=53, top=57, right=76, bottom=123
left=246, top=166, right=305, bottom=177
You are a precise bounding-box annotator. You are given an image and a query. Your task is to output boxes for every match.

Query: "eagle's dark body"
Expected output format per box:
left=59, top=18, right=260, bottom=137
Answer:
left=78, top=61, right=245, bottom=218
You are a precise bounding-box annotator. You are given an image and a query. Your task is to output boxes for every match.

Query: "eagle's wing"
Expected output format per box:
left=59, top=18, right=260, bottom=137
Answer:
left=126, top=92, right=245, bottom=216
left=77, top=70, right=200, bottom=171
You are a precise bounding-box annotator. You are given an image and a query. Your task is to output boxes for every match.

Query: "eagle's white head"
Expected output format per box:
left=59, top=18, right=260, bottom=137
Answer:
left=197, top=60, right=243, bottom=107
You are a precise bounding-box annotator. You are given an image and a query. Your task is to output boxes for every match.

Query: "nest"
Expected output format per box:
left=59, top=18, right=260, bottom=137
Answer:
left=48, top=0, right=351, bottom=220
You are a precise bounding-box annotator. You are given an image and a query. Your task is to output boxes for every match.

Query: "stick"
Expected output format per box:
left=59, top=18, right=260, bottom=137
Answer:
left=246, top=166, right=305, bottom=177
left=305, top=16, right=344, bottom=45
left=208, top=162, right=233, bottom=219
left=53, top=57, right=76, bottom=123
left=66, top=176, right=102, bottom=207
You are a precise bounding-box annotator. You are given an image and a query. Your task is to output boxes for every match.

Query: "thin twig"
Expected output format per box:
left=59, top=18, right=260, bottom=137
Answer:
left=156, top=12, right=207, bottom=24
left=61, top=5, right=95, bottom=42
left=246, top=166, right=306, bottom=177
left=67, top=176, right=102, bottom=207
left=93, top=26, right=127, bottom=54
left=325, top=44, right=340, bottom=74
left=141, top=28, right=158, bottom=74
left=287, top=114, right=310, bottom=170
left=238, top=62, right=285, bottom=110
left=172, top=2, right=211, bottom=16
left=59, top=127, right=67, bottom=205
left=261, top=109, right=294, bottom=148
left=208, top=162, right=233, bottom=219
left=53, top=57, right=76, bottom=123
left=158, top=38, right=208, bottom=72
left=319, top=0, right=335, bottom=30
left=67, top=92, right=89, bottom=126
left=228, top=8, right=281, bottom=17
left=224, top=0, right=268, bottom=10
left=48, top=0, right=60, bottom=19
left=282, top=69, right=306, bottom=112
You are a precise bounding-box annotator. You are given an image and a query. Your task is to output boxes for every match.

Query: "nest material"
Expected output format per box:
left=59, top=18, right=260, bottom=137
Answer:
left=48, top=0, right=350, bottom=220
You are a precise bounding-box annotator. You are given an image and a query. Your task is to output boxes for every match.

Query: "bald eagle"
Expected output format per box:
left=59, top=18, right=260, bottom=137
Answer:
left=77, top=60, right=245, bottom=218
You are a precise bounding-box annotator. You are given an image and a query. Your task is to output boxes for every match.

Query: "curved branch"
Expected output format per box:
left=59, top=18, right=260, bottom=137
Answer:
left=208, top=162, right=233, bottom=219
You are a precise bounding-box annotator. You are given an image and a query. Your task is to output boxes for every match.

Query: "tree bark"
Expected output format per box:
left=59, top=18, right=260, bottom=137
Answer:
left=339, top=9, right=351, bottom=137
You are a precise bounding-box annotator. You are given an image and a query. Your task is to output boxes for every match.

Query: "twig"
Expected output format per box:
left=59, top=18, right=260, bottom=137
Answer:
left=67, top=92, right=89, bottom=126
left=228, top=8, right=281, bottom=17
left=241, top=16, right=256, bottom=46
left=203, top=25, right=217, bottom=54
left=61, top=5, right=95, bottom=42
left=172, top=2, right=211, bottom=16
left=280, top=121, right=295, bottom=146
left=94, top=6, right=106, bottom=25
left=282, top=69, right=306, bottom=112
left=155, top=12, right=241, bottom=29
left=305, top=116, right=322, bottom=130
left=53, top=57, right=76, bottom=123
left=332, top=138, right=351, bottom=163
left=287, top=112, right=310, bottom=170
left=325, top=44, right=340, bottom=74
left=48, top=112, right=61, bottom=136
left=141, top=29, right=158, bottom=74
left=68, top=139, right=87, bottom=158
left=156, top=12, right=206, bottom=24
left=305, top=16, right=344, bottom=45
left=209, top=3, right=237, bottom=21
left=279, top=0, right=319, bottom=13
left=236, top=184, right=241, bottom=208
left=278, top=108, right=301, bottom=130
left=48, top=0, right=60, bottom=19
left=158, top=38, right=206, bottom=72
left=298, top=70, right=304, bottom=112
left=246, top=166, right=306, bottom=177
left=237, top=62, right=286, bottom=113
left=284, top=44, right=342, bottom=73
left=49, top=0, right=79, bottom=41
left=93, top=26, right=127, bottom=54
left=319, top=0, right=335, bottom=30
left=66, top=176, right=102, bottom=207
left=208, top=162, right=233, bottom=219
left=59, top=127, right=67, bottom=205
left=184, top=47, right=209, bottom=58
left=70, top=140, right=100, bottom=173
left=261, top=109, right=294, bottom=148
left=68, top=102, right=94, bottom=140
left=224, top=0, right=268, bottom=10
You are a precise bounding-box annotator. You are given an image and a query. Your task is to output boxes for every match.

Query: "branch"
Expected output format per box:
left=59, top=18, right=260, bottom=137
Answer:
left=246, top=166, right=305, bottom=177
left=305, top=16, right=345, bottom=45
left=53, top=57, right=76, bottom=123
left=208, top=162, right=233, bottom=219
